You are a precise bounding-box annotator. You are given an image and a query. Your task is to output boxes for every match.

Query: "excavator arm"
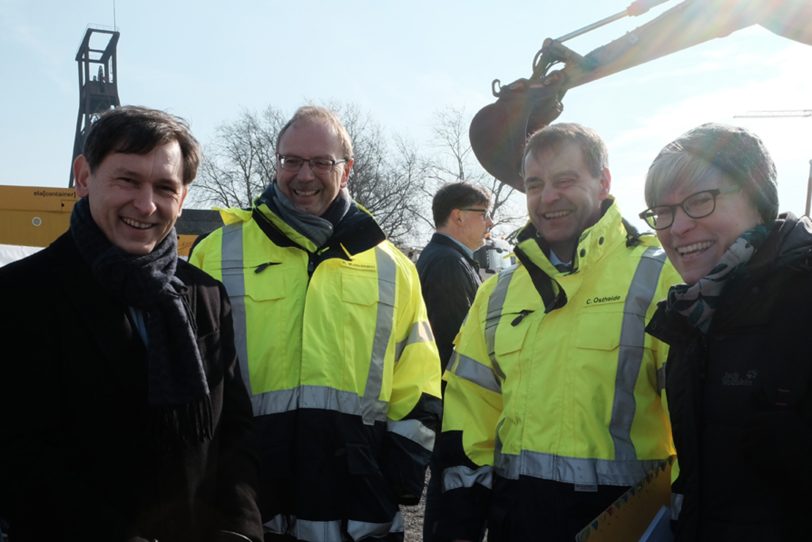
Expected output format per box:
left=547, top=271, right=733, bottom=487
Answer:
left=471, top=0, right=812, bottom=190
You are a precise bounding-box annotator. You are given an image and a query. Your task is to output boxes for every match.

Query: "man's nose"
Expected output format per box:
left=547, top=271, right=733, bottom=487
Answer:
left=132, top=186, right=157, bottom=214
left=540, top=184, right=560, bottom=204
left=296, top=161, right=316, bottom=180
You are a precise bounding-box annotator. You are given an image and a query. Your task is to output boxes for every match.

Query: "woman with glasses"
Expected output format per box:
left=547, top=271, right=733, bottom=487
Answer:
left=640, top=123, right=812, bottom=541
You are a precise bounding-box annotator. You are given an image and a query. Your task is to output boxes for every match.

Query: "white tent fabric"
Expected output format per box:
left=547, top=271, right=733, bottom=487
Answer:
left=0, top=244, right=42, bottom=267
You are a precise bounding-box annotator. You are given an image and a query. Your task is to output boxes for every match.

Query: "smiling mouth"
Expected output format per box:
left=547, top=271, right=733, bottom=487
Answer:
left=543, top=210, right=571, bottom=220
left=676, top=240, right=713, bottom=256
left=121, top=217, right=155, bottom=230
left=293, top=188, right=320, bottom=197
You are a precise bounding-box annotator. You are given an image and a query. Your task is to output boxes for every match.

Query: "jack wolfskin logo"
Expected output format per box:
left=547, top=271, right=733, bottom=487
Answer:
left=585, top=295, right=622, bottom=305
left=721, top=370, right=758, bottom=386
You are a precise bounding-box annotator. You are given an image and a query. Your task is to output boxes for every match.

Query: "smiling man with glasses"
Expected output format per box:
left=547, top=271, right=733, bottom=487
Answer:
left=417, top=181, right=493, bottom=542
left=190, top=106, right=442, bottom=542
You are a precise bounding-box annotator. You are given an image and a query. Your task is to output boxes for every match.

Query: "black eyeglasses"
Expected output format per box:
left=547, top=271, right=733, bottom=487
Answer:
left=459, top=208, right=493, bottom=220
left=277, top=154, right=348, bottom=172
left=638, top=187, right=741, bottom=230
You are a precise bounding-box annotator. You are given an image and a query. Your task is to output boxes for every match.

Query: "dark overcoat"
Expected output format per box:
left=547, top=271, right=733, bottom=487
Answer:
left=0, top=232, right=262, bottom=542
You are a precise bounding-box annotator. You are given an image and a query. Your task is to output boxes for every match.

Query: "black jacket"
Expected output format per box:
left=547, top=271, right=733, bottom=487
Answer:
left=0, top=232, right=262, bottom=542
left=416, top=233, right=481, bottom=371
left=646, top=214, right=812, bottom=541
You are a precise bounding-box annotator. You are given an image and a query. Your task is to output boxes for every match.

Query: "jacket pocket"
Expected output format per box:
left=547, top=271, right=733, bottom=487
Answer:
left=345, top=442, right=398, bottom=518
left=341, top=271, right=392, bottom=306
left=489, top=311, right=531, bottom=381
left=221, top=258, right=288, bottom=302
left=574, top=310, right=622, bottom=351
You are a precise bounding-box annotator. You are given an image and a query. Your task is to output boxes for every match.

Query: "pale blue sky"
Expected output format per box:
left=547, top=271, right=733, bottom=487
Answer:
left=2, top=0, right=811, bottom=231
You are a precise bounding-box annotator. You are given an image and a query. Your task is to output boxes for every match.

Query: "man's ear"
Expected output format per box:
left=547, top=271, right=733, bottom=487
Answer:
left=178, top=185, right=189, bottom=217
left=599, top=167, right=612, bottom=199
left=73, top=155, right=91, bottom=197
left=340, top=159, right=354, bottom=188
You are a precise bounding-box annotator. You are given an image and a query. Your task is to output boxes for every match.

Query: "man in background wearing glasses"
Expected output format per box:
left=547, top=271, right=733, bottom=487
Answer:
left=434, top=123, right=681, bottom=541
left=190, top=106, right=442, bottom=541
left=417, top=182, right=493, bottom=381
left=416, top=182, right=493, bottom=542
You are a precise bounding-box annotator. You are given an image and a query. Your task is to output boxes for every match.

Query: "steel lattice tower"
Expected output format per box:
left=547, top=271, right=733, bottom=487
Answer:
left=69, top=28, right=120, bottom=187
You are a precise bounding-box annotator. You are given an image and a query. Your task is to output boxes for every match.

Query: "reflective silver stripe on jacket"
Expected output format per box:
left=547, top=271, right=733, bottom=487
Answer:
left=387, top=418, right=435, bottom=452
left=609, top=246, right=667, bottom=460
left=671, top=492, right=684, bottom=520
left=484, top=266, right=517, bottom=381
left=361, top=247, right=397, bottom=425
left=395, top=320, right=434, bottom=362
left=220, top=222, right=251, bottom=401
left=442, top=464, right=494, bottom=492
left=251, top=385, right=388, bottom=421
left=451, top=351, right=501, bottom=393
left=264, top=512, right=404, bottom=542
left=495, top=450, right=663, bottom=486
left=220, top=229, right=394, bottom=424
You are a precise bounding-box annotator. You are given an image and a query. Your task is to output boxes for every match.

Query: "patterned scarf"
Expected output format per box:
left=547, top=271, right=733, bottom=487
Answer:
left=70, top=197, right=212, bottom=446
left=666, top=225, right=769, bottom=333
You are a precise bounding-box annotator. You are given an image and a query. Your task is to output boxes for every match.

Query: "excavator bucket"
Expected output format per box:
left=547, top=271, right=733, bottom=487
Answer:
left=469, top=79, right=564, bottom=192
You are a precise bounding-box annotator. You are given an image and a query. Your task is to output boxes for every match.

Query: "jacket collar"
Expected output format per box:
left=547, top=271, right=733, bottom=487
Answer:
left=251, top=199, right=386, bottom=260
left=429, top=233, right=478, bottom=265
left=515, top=198, right=630, bottom=274
left=748, top=213, right=812, bottom=274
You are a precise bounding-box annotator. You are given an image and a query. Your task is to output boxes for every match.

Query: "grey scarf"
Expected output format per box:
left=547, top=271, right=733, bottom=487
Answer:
left=259, top=181, right=351, bottom=247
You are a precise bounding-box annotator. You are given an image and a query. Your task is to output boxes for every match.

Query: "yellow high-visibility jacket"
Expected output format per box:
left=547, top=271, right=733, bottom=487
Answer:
left=189, top=199, right=442, bottom=542
left=436, top=201, right=679, bottom=539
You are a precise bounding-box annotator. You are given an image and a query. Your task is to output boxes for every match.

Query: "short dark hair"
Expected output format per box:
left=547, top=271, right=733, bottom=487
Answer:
left=82, top=106, right=201, bottom=184
left=432, top=182, right=492, bottom=228
left=522, top=122, right=608, bottom=179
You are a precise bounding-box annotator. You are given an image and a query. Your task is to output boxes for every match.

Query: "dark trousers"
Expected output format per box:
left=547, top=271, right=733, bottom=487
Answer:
left=424, top=459, right=485, bottom=542
left=265, top=530, right=402, bottom=541
left=422, top=460, right=441, bottom=542
left=487, top=477, right=629, bottom=542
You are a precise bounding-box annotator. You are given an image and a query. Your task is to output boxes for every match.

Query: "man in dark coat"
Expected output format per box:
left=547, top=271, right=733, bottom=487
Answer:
left=0, top=106, right=262, bottom=542
left=417, top=182, right=493, bottom=372
left=416, top=181, right=492, bottom=542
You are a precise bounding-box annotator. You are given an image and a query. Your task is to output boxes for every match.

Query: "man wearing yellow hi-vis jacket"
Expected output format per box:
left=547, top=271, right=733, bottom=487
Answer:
left=434, top=123, right=679, bottom=542
left=190, top=106, right=442, bottom=542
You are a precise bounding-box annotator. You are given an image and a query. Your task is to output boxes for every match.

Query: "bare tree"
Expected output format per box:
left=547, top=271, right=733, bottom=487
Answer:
left=335, top=104, right=429, bottom=244
left=189, top=103, right=428, bottom=243
left=424, top=107, right=526, bottom=237
left=190, top=106, right=284, bottom=209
